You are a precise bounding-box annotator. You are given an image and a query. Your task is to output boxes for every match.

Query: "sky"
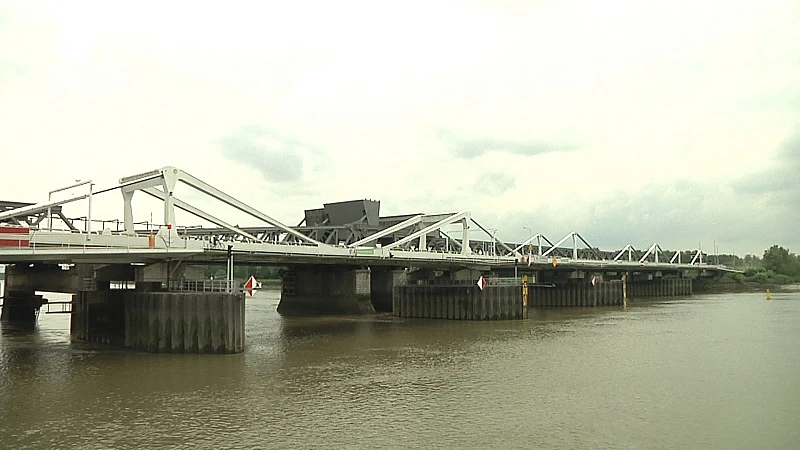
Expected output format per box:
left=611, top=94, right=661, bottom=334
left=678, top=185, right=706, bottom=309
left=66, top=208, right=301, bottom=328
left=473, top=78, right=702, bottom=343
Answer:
left=1, top=0, right=798, bottom=257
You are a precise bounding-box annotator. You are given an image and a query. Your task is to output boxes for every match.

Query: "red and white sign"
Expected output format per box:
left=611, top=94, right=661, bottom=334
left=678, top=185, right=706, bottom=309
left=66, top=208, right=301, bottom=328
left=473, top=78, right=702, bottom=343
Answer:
left=476, top=276, right=487, bottom=291
left=591, top=276, right=598, bottom=287
left=0, top=225, right=30, bottom=247
left=244, top=275, right=259, bottom=297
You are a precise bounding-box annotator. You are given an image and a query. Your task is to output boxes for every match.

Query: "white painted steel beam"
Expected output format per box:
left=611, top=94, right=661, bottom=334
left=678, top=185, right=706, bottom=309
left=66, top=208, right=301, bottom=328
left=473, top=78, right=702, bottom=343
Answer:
left=0, top=196, right=89, bottom=222
left=639, top=243, right=663, bottom=263
left=169, top=167, right=322, bottom=246
left=347, top=214, right=426, bottom=247
left=470, top=218, right=516, bottom=257
left=141, top=187, right=261, bottom=242
left=382, top=211, right=470, bottom=250
left=541, top=232, right=577, bottom=257
left=115, top=166, right=323, bottom=246
left=613, top=245, right=636, bottom=261
left=511, top=233, right=550, bottom=256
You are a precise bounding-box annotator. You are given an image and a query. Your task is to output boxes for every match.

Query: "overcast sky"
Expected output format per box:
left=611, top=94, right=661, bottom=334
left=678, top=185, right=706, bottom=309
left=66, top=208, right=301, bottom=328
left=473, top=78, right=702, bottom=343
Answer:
left=1, top=1, right=797, bottom=256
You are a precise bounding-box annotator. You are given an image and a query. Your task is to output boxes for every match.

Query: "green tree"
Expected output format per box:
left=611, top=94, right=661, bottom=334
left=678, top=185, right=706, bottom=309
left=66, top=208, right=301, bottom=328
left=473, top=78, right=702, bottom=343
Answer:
left=762, top=245, right=798, bottom=276
left=743, top=254, right=762, bottom=270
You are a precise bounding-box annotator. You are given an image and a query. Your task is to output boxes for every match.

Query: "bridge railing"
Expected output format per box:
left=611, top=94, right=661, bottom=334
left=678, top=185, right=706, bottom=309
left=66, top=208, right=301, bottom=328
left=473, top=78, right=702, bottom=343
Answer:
left=168, top=279, right=236, bottom=293
left=408, top=277, right=523, bottom=286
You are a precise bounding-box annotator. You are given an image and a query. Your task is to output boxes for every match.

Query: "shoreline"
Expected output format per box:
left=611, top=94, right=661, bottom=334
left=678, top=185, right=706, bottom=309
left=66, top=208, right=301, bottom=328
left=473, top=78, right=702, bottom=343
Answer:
left=693, top=280, right=800, bottom=295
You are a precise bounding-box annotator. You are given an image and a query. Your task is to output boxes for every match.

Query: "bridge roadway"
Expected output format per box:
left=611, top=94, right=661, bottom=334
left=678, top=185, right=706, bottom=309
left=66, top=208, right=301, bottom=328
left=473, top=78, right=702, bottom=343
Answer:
left=0, top=227, right=732, bottom=275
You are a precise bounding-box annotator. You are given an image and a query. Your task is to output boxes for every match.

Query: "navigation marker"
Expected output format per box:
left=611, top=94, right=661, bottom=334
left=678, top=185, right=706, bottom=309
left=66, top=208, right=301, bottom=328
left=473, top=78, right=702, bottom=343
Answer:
left=476, top=276, right=487, bottom=291
left=244, top=275, right=259, bottom=297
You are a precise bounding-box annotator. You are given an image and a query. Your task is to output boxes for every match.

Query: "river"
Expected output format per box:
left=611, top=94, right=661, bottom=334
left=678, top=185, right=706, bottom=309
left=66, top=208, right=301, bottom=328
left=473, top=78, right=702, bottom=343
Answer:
left=1, top=289, right=798, bottom=449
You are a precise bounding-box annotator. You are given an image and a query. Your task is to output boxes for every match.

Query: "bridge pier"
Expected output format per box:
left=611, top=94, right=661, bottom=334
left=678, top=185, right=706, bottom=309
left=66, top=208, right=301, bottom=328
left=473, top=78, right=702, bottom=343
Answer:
left=627, top=277, right=692, bottom=298
left=0, top=290, right=47, bottom=327
left=528, top=279, right=624, bottom=307
left=393, top=281, right=526, bottom=320
left=72, top=290, right=245, bottom=353
left=393, top=268, right=527, bottom=320
left=278, top=266, right=375, bottom=315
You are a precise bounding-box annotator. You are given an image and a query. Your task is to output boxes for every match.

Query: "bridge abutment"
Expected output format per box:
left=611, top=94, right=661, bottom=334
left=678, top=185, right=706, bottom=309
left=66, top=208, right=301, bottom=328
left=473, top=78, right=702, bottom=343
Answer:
left=278, top=266, right=375, bottom=315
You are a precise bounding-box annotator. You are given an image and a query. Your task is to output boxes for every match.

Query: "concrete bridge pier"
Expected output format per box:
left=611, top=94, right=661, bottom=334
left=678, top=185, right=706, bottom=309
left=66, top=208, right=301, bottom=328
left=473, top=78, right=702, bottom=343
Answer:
left=278, top=265, right=375, bottom=315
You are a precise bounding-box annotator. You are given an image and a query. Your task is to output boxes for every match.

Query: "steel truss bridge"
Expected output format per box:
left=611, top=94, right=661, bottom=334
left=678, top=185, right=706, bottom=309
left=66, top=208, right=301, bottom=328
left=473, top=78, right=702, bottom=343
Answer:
left=0, top=166, right=733, bottom=274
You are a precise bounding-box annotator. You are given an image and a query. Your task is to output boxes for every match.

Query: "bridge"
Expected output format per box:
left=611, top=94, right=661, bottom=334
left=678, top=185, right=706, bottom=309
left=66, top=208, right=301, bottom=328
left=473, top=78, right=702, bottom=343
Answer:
left=0, top=166, right=732, bottom=354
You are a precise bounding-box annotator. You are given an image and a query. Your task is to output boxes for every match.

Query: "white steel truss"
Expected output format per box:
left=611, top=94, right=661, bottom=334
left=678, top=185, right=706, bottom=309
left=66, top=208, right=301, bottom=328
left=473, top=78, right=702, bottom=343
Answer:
left=509, top=233, right=554, bottom=257
left=613, top=245, right=636, bottom=262
left=540, top=231, right=600, bottom=260
left=638, top=243, right=664, bottom=263
left=119, top=167, right=323, bottom=246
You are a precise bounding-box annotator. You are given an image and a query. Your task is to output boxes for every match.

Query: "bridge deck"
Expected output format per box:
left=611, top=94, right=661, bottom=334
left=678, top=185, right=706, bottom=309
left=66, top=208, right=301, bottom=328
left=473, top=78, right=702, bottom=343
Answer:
left=0, top=228, right=734, bottom=273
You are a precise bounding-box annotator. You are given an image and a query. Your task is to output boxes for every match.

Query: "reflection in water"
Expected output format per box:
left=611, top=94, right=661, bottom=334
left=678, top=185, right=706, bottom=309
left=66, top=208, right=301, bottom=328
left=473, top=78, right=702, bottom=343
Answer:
left=1, top=289, right=799, bottom=449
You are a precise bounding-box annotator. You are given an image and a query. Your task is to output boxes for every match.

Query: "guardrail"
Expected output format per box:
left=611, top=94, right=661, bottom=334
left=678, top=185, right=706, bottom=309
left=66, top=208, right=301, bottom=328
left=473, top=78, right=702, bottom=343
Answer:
left=41, top=301, right=72, bottom=314
left=167, top=279, right=237, bottom=293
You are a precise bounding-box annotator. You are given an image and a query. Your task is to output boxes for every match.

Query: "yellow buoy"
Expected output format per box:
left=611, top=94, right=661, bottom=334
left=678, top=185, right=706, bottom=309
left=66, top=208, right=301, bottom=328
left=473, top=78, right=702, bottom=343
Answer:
left=766, top=289, right=772, bottom=301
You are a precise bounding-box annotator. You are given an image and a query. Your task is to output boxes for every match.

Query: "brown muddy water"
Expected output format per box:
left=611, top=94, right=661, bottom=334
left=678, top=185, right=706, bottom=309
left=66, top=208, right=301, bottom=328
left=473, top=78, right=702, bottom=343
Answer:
left=1, top=289, right=798, bottom=449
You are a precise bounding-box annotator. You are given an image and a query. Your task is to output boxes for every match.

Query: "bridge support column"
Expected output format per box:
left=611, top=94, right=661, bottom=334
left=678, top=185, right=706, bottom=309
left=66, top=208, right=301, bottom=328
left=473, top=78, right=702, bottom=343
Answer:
left=72, top=291, right=245, bottom=353
left=278, top=266, right=375, bottom=315
left=0, top=290, right=47, bottom=327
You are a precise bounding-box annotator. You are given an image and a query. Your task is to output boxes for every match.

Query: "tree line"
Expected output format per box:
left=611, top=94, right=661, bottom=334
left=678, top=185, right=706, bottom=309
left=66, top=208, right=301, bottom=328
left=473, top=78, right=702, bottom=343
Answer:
left=717, top=245, right=800, bottom=285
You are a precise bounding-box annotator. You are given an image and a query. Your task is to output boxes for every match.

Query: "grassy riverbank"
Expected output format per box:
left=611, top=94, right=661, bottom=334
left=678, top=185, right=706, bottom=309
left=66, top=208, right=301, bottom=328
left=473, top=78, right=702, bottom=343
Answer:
left=694, top=272, right=800, bottom=294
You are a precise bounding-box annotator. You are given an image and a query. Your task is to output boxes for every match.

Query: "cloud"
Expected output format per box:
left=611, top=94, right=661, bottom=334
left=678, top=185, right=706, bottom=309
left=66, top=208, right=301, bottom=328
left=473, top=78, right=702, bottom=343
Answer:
left=474, top=173, right=797, bottom=257
left=734, top=129, right=800, bottom=196
left=217, top=125, right=318, bottom=184
left=474, top=172, right=516, bottom=195
left=439, top=130, right=577, bottom=159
